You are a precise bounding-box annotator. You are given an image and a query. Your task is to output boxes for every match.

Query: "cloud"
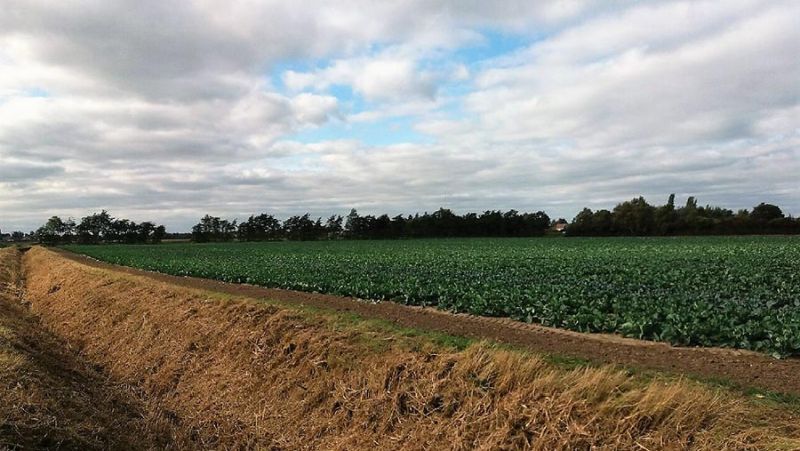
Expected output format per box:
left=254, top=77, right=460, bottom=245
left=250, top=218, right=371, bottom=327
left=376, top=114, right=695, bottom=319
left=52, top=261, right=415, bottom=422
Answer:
left=290, top=93, right=340, bottom=125
left=285, top=53, right=437, bottom=102
left=0, top=160, right=64, bottom=184
left=0, top=0, right=798, bottom=232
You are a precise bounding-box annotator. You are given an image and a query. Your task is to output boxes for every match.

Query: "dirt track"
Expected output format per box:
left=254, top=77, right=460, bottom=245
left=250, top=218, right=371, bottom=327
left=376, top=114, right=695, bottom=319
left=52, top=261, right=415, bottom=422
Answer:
left=55, top=248, right=800, bottom=396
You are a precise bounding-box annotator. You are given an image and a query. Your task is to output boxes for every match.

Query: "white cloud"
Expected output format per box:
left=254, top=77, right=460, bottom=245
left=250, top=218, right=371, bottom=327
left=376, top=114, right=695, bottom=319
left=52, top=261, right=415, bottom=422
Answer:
left=0, top=0, right=798, bottom=231
left=284, top=53, right=436, bottom=102
left=460, top=0, right=800, bottom=149
left=291, top=93, right=340, bottom=125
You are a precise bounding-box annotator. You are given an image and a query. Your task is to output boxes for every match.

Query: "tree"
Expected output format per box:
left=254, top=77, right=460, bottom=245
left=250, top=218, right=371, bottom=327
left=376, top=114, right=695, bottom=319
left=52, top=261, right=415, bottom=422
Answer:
left=34, top=212, right=163, bottom=244
left=592, top=209, right=614, bottom=234
left=152, top=225, right=166, bottom=243
left=566, top=195, right=799, bottom=236
left=751, top=203, right=784, bottom=222
left=567, top=208, right=612, bottom=236
left=36, top=216, right=76, bottom=244
left=389, top=215, right=408, bottom=238
left=77, top=211, right=114, bottom=244
left=654, top=194, right=678, bottom=234
left=284, top=214, right=320, bottom=240
left=344, top=209, right=364, bottom=239
left=521, top=211, right=550, bottom=236
left=478, top=210, right=505, bottom=237
left=111, top=219, right=139, bottom=243
left=191, top=215, right=236, bottom=242
left=324, top=215, right=344, bottom=239
left=138, top=221, right=156, bottom=243
left=238, top=214, right=282, bottom=241
left=613, top=197, right=655, bottom=235
left=569, top=208, right=594, bottom=235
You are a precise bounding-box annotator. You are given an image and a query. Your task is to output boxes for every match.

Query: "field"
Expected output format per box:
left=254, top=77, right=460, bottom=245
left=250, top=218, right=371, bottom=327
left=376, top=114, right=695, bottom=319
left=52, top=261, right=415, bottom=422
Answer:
left=5, top=246, right=800, bottom=449
left=66, top=236, right=800, bottom=357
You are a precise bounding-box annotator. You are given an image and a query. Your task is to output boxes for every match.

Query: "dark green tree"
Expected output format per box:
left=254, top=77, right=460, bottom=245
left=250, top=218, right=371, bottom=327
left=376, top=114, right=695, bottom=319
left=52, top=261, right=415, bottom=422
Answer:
left=324, top=215, right=344, bottom=239
left=751, top=203, right=784, bottom=222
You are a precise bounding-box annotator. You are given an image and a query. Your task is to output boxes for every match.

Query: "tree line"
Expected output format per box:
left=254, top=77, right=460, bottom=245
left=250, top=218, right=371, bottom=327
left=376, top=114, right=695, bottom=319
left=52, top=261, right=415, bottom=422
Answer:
left=191, top=208, right=552, bottom=242
left=32, top=211, right=166, bottom=244
left=567, top=195, right=800, bottom=236
left=3, top=195, right=798, bottom=245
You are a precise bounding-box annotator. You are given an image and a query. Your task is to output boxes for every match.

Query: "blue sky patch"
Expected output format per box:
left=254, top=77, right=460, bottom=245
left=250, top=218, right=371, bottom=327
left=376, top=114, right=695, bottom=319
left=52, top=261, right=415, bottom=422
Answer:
left=292, top=115, right=432, bottom=147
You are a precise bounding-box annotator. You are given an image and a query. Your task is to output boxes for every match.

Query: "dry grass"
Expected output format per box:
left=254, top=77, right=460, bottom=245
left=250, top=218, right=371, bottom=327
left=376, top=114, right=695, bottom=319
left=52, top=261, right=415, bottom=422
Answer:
left=0, top=247, right=175, bottom=449
left=10, top=246, right=800, bottom=450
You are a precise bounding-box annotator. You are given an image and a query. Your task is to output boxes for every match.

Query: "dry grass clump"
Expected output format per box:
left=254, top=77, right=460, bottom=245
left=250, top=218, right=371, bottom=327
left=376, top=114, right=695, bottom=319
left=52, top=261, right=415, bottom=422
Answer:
left=18, top=246, right=800, bottom=450
left=0, top=247, right=173, bottom=449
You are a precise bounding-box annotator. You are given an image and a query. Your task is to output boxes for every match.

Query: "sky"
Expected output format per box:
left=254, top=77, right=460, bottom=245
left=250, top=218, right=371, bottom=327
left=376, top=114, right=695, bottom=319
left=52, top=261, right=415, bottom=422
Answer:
left=0, top=0, right=798, bottom=232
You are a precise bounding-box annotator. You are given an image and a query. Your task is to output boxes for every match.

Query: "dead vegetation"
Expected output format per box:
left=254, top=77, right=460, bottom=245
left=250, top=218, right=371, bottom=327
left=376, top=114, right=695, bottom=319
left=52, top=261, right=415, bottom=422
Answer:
left=0, top=247, right=174, bottom=449
left=7, top=246, right=800, bottom=449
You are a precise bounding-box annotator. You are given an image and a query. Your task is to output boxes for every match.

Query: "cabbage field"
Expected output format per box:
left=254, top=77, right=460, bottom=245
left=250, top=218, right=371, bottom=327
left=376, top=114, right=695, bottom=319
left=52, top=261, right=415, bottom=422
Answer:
left=65, top=236, right=800, bottom=357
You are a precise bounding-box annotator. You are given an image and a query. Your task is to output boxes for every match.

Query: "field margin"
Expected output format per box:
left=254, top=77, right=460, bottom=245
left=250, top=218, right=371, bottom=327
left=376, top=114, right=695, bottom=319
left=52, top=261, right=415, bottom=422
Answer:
left=55, top=246, right=800, bottom=397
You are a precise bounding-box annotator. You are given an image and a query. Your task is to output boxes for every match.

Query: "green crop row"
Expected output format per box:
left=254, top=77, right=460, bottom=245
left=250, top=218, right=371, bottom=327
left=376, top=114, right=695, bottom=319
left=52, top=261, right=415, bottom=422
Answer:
left=64, top=236, right=800, bottom=357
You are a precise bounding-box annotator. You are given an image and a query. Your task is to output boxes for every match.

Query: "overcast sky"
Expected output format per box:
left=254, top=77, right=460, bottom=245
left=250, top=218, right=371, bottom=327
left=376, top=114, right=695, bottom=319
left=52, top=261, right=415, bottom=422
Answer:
left=1, top=0, right=798, bottom=232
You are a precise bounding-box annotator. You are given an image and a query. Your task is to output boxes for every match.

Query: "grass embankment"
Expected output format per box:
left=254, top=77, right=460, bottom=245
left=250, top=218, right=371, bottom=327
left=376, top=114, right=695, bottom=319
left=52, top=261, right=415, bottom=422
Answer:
left=0, top=247, right=173, bottom=449
left=10, top=246, right=800, bottom=449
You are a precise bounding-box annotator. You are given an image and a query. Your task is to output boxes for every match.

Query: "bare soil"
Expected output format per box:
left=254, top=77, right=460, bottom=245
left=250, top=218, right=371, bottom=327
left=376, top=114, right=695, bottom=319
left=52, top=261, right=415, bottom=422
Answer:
left=55, top=247, right=800, bottom=397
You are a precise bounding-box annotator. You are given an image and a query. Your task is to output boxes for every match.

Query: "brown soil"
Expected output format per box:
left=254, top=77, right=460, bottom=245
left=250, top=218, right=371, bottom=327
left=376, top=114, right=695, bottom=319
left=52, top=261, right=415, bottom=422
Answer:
left=0, top=248, right=173, bottom=449
left=54, top=247, right=800, bottom=397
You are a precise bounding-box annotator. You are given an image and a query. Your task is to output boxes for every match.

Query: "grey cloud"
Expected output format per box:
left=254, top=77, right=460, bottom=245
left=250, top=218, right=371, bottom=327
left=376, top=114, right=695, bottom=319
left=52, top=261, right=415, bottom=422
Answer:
left=472, top=3, right=800, bottom=149
left=0, top=161, right=64, bottom=183
left=0, top=0, right=798, bottom=232
left=1, top=0, right=615, bottom=101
